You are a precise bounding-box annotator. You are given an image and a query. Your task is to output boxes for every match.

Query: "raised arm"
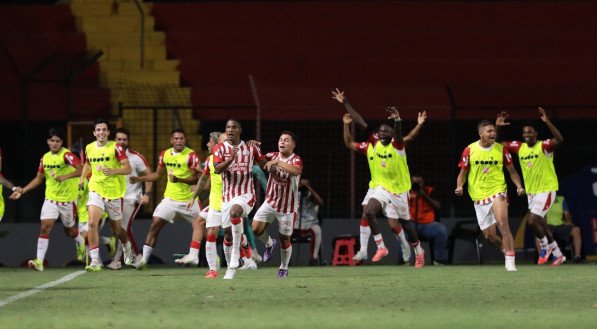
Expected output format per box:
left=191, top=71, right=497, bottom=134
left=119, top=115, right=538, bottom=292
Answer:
left=342, top=114, right=357, bottom=151
left=301, top=179, right=324, bottom=206
left=403, top=111, right=428, bottom=145
left=495, top=111, right=510, bottom=142
left=386, top=106, right=404, bottom=144
left=538, top=107, right=564, bottom=147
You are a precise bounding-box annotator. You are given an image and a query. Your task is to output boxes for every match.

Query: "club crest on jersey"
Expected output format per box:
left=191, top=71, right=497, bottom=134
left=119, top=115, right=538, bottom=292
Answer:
left=482, top=167, right=490, bottom=174
left=527, top=162, right=533, bottom=168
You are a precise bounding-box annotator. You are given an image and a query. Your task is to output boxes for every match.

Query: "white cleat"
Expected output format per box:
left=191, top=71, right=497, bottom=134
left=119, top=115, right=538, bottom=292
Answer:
left=123, top=242, right=134, bottom=266
left=106, top=260, right=122, bottom=270
left=239, top=257, right=257, bottom=270
left=223, top=268, right=236, bottom=280
left=133, top=258, right=147, bottom=270
left=401, top=244, right=412, bottom=264
left=352, top=250, right=368, bottom=261
left=229, top=253, right=240, bottom=269
left=174, top=254, right=199, bottom=265
left=505, top=255, right=517, bottom=272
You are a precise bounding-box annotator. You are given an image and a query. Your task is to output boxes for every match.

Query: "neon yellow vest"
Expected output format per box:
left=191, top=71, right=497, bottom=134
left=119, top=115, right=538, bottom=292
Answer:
left=207, top=155, right=223, bottom=211
left=366, top=141, right=410, bottom=194
left=546, top=195, right=565, bottom=226
left=77, top=178, right=90, bottom=224
left=163, top=147, right=195, bottom=202
left=86, top=141, right=126, bottom=199
left=43, top=148, right=78, bottom=202
left=466, top=142, right=507, bottom=201
left=516, top=141, right=558, bottom=194
left=0, top=190, right=4, bottom=219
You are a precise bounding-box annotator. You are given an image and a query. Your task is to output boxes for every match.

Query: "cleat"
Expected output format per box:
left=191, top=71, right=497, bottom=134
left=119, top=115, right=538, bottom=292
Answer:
left=415, top=250, right=425, bottom=268
left=133, top=258, right=147, bottom=270
left=372, top=248, right=389, bottom=262
left=262, top=238, right=278, bottom=263
left=223, top=268, right=236, bottom=280
left=106, top=260, right=122, bottom=270
left=505, top=255, right=517, bottom=272
left=175, top=254, right=199, bottom=265
left=108, top=237, right=117, bottom=258
left=85, top=261, right=103, bottom=272
left=401, top=244, right=412, bottom=264
left=352, top=250, right=368, bottom=261
left=537, top=247, right=552, bottom=265
left=551, top=255, right=566, bottom=267
left=239, top=257, right=257, bottom=270
left=205, top=270, right=218, bottom=279
left=252, top=253, right=262, bottom=263
left=28, top=259, right=44, bottom=272
left=76, top=243, right=86, bottom=262
left=243, top=245, right=254, bottom=259
left=123, top=242, right=134, bottom=266
left=277, top=269, right=288, bottom=278
left=229, top=257, right=240, bottom=269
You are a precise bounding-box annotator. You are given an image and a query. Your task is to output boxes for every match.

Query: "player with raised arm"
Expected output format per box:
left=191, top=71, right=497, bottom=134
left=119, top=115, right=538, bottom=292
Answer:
left=131, top=128, right=200, bottom=269
left=252, top=131, right=303, bottom=278
left=213, top=119, right=266, bottom=280
left=9, top=129, right=84, bottom=270
left=105, top=128, right=153, bottom=270
left=455, top=119, right=525, bottom=272
left=79, top=118, right=134, bottom=272
left=333, top=88, right=426, bottom=266
left=497, top=108, right=566, bottom=266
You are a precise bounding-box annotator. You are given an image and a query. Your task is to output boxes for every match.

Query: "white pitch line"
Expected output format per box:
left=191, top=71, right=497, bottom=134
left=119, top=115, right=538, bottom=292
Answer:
left=0, top=270, right=86, bottom=308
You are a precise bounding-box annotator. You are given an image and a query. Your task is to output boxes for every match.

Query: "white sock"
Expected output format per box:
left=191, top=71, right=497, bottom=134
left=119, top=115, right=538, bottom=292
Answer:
left=189, top=247, right=199, bottom=259
left=359, top=224, right=371, bottom=253
left=36, top=236, right=49, bottom=262
left=113, top=240, right=123, bottom=261
left=100, top=236, right=111, bottom=245
left=142, top=245, right=153, bottom=263
left=231, top=222, right=243, bottom=265
left=397, top=230, right=409, bottom=248
left=74, top=233, right=84, bottom=247
left=539, top=237, right=549, bottom=249
left=206, top=241, right=217, bottom=271
left=373, top=234, right=386, bottom=249
left=90, top=247, right=100, bottom=264
left=550, top=241, right=563, bottom=258
left=280, top=245, right=292, bottom=270
left=411, top=241, right=424, bottom=255
left=256, top=231, right=273, bottom=247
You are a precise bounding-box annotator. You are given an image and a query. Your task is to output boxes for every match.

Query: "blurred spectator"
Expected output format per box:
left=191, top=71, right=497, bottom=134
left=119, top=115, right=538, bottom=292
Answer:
left=545, top=195, right=583, bottom=263
left=294, top=178, right=324, bottom=265
left=408, top=175, right=448, bottom=265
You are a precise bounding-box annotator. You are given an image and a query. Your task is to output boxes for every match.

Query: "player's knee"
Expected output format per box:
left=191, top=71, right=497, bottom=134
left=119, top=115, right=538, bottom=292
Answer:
left=280, top=238, right=291, bottom=249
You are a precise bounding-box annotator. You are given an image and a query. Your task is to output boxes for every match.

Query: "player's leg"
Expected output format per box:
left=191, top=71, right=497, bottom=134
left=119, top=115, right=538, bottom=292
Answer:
left=228, top=203, right=245, bottom=269
left=28, top=218, right=56, bottom=271
left=86, top=204, right=105, bottom=271
left=387, top=218, right=411, bottom=263
left=355, top=189, right=374, bottom=261
left=134, top=216, right=167, bottom=269
left=276, top=212, right=295, bottom=277
left=252, top=203, right=276, bottom=262
left=204, top=208, right=222, bottom=278
left=492, top=196, right=516, bottom=271
left=60, top=202, right=85, bottom=263
left=363, top=197, right=386, bottom=261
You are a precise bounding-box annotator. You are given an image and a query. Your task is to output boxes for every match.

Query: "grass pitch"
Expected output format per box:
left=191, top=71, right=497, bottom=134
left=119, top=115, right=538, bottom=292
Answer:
left=0, top=264, right=595, bottom=329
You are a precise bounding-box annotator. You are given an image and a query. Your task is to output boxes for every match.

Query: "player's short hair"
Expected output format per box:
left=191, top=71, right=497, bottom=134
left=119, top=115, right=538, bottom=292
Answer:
left=171, top=128, right=186, bottom=136
left=93, top=118, right=110, bottom=130
left=209, top=132, right=222, bottom=143
left=281, top=130, right=297, bottom=143
left=521, top=121, right=538, bottom=132
left=47, top=128, right=65, bottom=141
left=227, top=119, right=242, bottom=130
left=378, top=124, right=393, bottom=132
left=115, top=127, right=130, bottom=137
left=477, top=119, right=494, bottom=131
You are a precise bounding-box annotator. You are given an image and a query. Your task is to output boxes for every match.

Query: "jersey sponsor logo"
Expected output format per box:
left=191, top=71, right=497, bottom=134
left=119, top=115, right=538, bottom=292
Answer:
left=88, top=156, right=111, bottom=162
left=520, top=154, right=539, bottom=160
left=165, top=162, right=182, bottom=168
left=474, top=160, right=499, bottom=165
left=44, top=164, right=65, bottom=169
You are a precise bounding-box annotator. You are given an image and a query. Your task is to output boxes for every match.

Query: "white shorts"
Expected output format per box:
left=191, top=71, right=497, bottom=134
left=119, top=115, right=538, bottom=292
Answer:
left=527, top=191, right=557, bottom=218
left=254, top=202, right=296, bottom=236
left=122, top=198, right=141, bottom=229
left=199, top=206, right=209, bottom=220
left=87, top=191, right=123, bottom=221
left=473, top=193, right=507, bottom=230
left=221, top=193, right=255, bottom=229
left=365, top=186, right=410, bottom=220
left=362, top=188, right=398, bottom=218
left=205, top=207, right=223, bottom=228
left=40, top=199, right=77, bottom=228
left=153, top=198, right=200, bottom=224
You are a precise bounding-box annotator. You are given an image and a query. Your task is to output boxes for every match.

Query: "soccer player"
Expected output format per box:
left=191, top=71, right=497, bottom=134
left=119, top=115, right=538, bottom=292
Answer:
left=9, top=129, right=84, bottom=271
left=497, top=108, right=566, bottom=266
left=252, top=131, right=303, bottom=278
left=455, top=119, right=525, bottom=272
left=333, top=89, right=426, bottom=267
left=131, top=128, right=200, bottom=269
left=79, top=118, right=134, bottom=272
left=213, top=119, right=266, bottom=279
left=0, top=147, right=21, bottom=222
left=105, top=128, right=153, bottom=270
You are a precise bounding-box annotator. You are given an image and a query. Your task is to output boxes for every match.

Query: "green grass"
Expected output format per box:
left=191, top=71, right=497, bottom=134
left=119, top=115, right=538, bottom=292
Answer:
left=0, top=265, right=595, bottom=329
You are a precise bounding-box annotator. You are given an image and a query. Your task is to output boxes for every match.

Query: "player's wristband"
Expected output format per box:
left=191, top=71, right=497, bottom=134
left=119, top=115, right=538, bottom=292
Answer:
left=144, top=192, right=152, bottom=196
left=12, top=187, right=18, bottom=192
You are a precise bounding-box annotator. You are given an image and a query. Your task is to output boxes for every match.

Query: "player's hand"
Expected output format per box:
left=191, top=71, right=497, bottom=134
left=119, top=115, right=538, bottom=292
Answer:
left=454, top=186, right=463, bottom=196
left=417, top=111, right=428, bottom=125
left=9, top=191, right=22, bottom=200
left=264, top=159, right=278, bottom=172
left=101, top=167, right=112, bottom=176
left=55, top=175, right=67, bottom=183
left=139, top=194, right=149, bottom=205
left=78, top=180, right=85, bottom=190
left=495, top=111, right=510, bottom=127
left=170, top=175, right=179, bottom=183
left=516, top=187, right=525, bottom=196
left=247, top=140, right=261, bottom=148
left=299, top=178, right=309, bottom=187
left=129, top=176, right=141, bottom=184
left=186, top=200, right=194, bottom=211
left=342, top=113, right=353, bottom=125
left=386, top=106, right=401, bottom=121
left=332, top=88, right=346, bottom=104
left=538, top=107, right=549, bottom=122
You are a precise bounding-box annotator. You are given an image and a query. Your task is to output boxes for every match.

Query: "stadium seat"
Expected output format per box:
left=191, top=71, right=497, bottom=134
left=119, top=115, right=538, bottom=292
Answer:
left=447, top=220, right=483, bottom=265
left=331, top=235, right=358, bottom=266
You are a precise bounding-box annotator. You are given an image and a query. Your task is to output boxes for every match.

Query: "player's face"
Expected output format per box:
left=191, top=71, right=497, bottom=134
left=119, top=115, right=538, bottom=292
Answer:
left=206, top=137, right=215, bottom=151
left=93, top=123, right=109, bottom=144
left=47, top=136, right=63, bottom=153
left=171, top=132, right=186, bottom=152
left=478, top=124, right=496, bottom=144
left=115, top=132, right=129, bottom=149
left=378, top=125, right=393, bottom=145
left=278, top=134, right=295, bottom=155
left=522, top=126, right=537, bottom=145
left=225, top=121, right=241, bottom=144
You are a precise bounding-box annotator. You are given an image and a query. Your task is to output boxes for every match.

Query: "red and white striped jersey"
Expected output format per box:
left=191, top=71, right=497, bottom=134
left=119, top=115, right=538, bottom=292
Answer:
left=213, top=141, right=265, bottom=202
left=264, top=152, right=303, bottom=213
